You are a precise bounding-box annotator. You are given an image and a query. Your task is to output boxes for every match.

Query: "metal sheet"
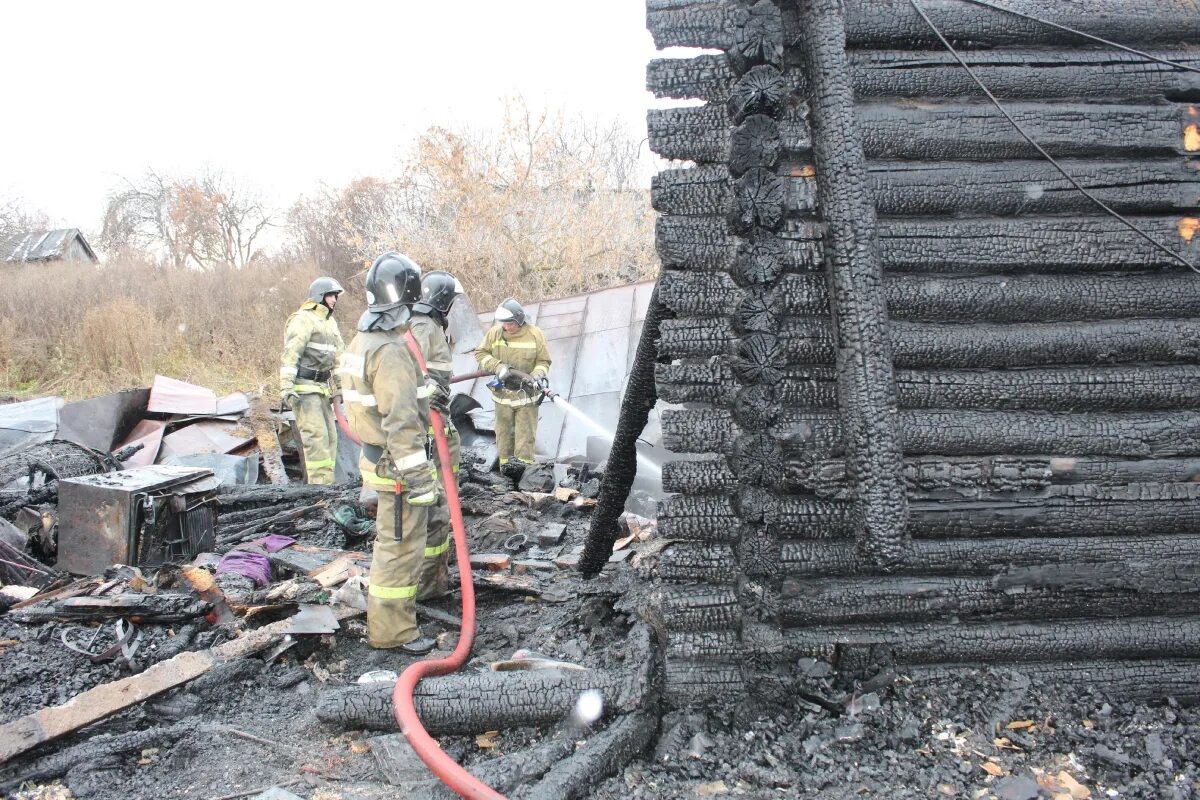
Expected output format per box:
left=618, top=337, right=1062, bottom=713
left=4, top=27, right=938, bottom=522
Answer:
left=115, top=419, right=167, bottom=468
left=582, top=285, right=635, bottom=334
left=571, top=330, right=630, bottom=396
left=58, top=388, right=150, bottom=452
left=156, top=420, right=254, bottom=463
left=148, top=376, right=249, bottom=416
left=0, top=397, right=61, bottom=458
left=161, top=453, right=259, bottom=485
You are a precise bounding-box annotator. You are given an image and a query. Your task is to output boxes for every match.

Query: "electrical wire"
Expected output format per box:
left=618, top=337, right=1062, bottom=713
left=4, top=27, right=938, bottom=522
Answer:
left=951, top=0, right=1200, bottom=76
left=908, top=0, right=1200, bottom=276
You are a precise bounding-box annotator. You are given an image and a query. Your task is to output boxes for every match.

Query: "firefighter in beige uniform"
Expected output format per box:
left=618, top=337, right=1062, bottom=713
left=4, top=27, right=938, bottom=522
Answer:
left=340, top=253, right=438, bottom=654
left=474, top=298, right=551, bottom=482
left=279, top=277, right=345, bottom=484
left=408, top=271, right=464, bottom=600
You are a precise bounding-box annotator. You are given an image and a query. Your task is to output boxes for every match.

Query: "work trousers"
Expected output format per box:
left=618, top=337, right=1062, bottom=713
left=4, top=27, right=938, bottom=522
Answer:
left=493, top=401, right=538, bottom=466
left=419, top=422, right=460, bottom=600
left=292, top=393, right=337, bottom=484
left=368, top=487, right=429, bottom=648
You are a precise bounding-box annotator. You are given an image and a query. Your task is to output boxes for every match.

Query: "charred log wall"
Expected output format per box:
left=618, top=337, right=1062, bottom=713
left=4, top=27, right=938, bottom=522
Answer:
left=646, top=0, right=1200, bottom=704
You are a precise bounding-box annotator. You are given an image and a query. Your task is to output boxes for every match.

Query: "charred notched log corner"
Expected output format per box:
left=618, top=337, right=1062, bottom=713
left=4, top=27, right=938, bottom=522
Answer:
left=641, top=0, right=1200, bottom=706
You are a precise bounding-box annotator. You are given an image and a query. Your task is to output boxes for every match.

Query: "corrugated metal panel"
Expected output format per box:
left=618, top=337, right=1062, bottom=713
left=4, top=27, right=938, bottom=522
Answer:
left=467, top=280, right=657, bottom=464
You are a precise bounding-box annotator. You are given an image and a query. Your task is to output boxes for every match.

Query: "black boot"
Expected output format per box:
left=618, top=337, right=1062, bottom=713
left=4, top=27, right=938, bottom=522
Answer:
left=400, top=635, right=436, bottom=655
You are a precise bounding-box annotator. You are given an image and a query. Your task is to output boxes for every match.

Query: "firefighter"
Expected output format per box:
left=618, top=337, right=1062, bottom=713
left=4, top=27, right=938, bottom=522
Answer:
left=280, top=277, right=345, bottom=484
left=408, top=270, right=464, bottom=600
left=340, top=253, right=438, bottom=654
left=474, top=298, right=551, bottom=482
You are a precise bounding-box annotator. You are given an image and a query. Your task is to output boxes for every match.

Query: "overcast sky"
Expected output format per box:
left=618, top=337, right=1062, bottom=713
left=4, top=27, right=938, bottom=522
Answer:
left=0, top=0, right=676, bottom=231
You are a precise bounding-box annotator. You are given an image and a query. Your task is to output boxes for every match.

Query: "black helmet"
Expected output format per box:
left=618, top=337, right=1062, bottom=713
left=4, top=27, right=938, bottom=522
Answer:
left=494, top=298, right=526, bottom=326
left=413, top=271, right=464, bottom=319
left=358, top=252, right=422, bottom=332
left=307, top=276, right=344, bottom=304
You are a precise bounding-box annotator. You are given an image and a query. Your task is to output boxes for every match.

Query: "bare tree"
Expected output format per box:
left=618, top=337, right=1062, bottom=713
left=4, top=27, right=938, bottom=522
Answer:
left=100, top=170, right=273, bottom=268
left=0, top=197, right=51, bottom=243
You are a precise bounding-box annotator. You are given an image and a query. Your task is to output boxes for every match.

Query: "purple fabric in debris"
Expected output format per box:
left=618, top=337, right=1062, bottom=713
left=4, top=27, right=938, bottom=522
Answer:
left=253, top=534, right=296, bottom=553
left=216, top=549, right=272, bottom=587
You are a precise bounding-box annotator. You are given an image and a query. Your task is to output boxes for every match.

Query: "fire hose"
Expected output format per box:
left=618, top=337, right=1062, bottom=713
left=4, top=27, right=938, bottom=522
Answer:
left=331, top=348, right=506, bottom=799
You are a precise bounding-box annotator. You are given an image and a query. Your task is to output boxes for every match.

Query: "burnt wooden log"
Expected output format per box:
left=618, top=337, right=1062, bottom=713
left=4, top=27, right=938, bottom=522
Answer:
left=649, top=585, right=741, bottom=632
left=647, top=0, right=1200, bottom=50
left=658, top=362, right=1200, bottom=412
left=648, top=102, right=1194, bottom=163
left=780, top=570, right=1200, bottom=626
left=318, top=623, right=656, bottom=734
left=778, top=616, right=1200, bottom=667
left=659, top=317, right=1200, bottom=368
left=783, top=534, right=1200, bottom=578
left=648, top=49, right=1200, bottom=103
left=905, top=660, right=1200, bottom=703
left=797, top=0, right=907, bottom=565
left=665, top=452, right=1200, bottom=497
left=665, top=408, right=1200, bottom=458
left=518, top=712, right=660, bottom=800
left=663, top=661, right=745, bottom=705
left=641, top=543, right=740, bottom=584
left=659, top=219, right=1200, bottom=277
left=317, top=669, right=634, bottom=735
left=654, top=160, right=1200, bottom=219
left=581, top=285, right=665, bottom=577
left=0, top=722, right=193, bottom=790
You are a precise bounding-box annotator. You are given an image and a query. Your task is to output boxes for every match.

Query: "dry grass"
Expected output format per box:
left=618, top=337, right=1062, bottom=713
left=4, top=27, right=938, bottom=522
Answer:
left=0, top=260, right=368, bottom=400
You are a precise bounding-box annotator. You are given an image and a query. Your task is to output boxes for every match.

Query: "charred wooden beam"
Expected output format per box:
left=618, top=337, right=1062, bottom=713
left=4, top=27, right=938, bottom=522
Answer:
left=521, top=711, right=659, bottom=800
left=658, top=219, right=1200, bottom=276
left=783, top=534, right=1200, bottom=578
left=582, top=284, right=666, bottom=576
left=318, top=624, right=656, bottom=734
left=780, top=571, right=1200, bottom=626
left=650, top=585, right=741, bottom=632
left=663, top=661, right=745, bottom=705
left=664, top=454, right=1056, bottom=496
left=797, top=0, right=907, bottom=565
left=647, top=0, right=1200, bottom=51
left=664, top=408, right=1200, bottom=458
left=658, top=362, right=1200, bottom=412
left=658, top=316, right=1200, bottom=368
left=640, top=543, right=740, bottom=584
left=777, top=616, right=1200, bottom=667
left=648, top=50, right=1200, bottom=103
left=648, top=102, right=1194, bottom=163
left=653, top=160, right=1200, bottom=219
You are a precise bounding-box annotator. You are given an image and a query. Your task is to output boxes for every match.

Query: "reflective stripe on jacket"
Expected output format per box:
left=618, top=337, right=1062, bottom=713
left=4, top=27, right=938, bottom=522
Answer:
left=279, top=301, right=345, bottom=396
left=341, top=327, right=433, bottom=490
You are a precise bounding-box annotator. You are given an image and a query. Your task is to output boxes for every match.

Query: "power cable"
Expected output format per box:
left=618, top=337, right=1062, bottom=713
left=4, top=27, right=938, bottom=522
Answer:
left=908, top=0, right=1200, bottom=276
left=951, top=0, right=1200, bottom=76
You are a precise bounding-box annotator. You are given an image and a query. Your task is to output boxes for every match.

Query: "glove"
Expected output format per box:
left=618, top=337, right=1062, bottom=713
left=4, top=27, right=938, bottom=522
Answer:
left=534, top=375, right=550, bottom=391
left=503, top=368, right=533, bottom=390
left=281, top=390, right=299, bottom=409
left=405, top=462, right=440, bottom=507
left=424, top=377, right=450, bottom=414
left=332, top=392, right=343, bottom=406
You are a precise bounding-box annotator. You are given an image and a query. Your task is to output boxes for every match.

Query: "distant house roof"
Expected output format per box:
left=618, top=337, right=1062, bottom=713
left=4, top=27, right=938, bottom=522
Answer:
left=2, top=228, right=98, bottom=263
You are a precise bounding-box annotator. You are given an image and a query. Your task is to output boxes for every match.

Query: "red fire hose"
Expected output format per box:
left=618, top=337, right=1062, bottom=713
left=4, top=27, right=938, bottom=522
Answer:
left=333, top=357, right=507, bottom=798
left=394, top=335, right=506, bottom=800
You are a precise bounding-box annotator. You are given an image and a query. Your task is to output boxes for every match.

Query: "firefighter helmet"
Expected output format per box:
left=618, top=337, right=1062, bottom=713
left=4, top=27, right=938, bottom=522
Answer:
left=494, top=298, right=526, bottom=326
left=414, top=270, right=464, bottom=319
left=358, top=252, right=422, bottom=332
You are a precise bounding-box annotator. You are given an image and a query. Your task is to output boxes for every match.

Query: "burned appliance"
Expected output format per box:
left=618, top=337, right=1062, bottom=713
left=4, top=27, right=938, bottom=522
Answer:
left=57, top=465, right=219, bottom=575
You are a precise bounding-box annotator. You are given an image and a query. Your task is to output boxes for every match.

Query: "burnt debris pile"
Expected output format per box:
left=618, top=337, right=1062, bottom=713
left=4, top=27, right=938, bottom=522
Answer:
left=644, top=0, right=1200, bottom=703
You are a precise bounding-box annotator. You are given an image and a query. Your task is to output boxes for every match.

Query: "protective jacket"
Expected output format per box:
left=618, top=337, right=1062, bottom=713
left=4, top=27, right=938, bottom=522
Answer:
left=280, top=301, right=344, bottom=397
left=340, top=329, right=436, bottom=496
left=474, top=323, right=551, bottom=408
